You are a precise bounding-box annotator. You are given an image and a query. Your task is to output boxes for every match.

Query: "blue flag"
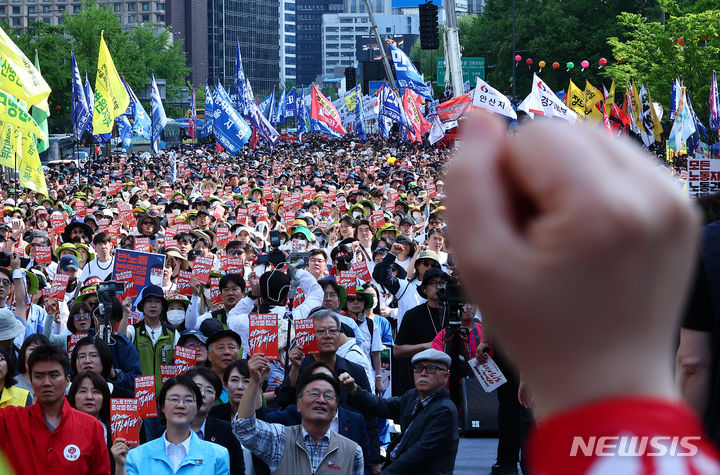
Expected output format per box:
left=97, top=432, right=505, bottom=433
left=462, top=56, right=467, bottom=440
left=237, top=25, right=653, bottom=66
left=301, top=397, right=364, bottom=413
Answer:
left=276, top=88, right=286, bottom=124
left=297, top=89, right=308, bottom=141
left=710, top=71, right=720, bottom=131
left=150, top=74, right=168, bottom=154
left=388, top=43, right=433, bottom=100
left=71, top=51, right=91, bottom=140
left=379, top=84, right=408, bottom=129
left=85, top=73, right=111, bottom=144
left=269, top=87, right=279, bottom=125
left=670, top=80, right=679, bottom=121
left=354, top=85, right=366, bottom=143
left=686, top=92, right=707, bottom=153
left=121, top=77, right=150, bottom=139
left=248, top=101, right=280, bottom=151
left=201, top=82, right=214, bottom=138
left=234, top=40, right=247, bottom=114
left=116, top=114, right=133, bottom=149
left=212, top=82, right=252, bottom=154
left=169, top=152, right=177, bottom=183
left=120, top=75, right=136, bottom=119
left=285, top=88, right=296, bottom=118
left=259, top=89, right=274, bottom=119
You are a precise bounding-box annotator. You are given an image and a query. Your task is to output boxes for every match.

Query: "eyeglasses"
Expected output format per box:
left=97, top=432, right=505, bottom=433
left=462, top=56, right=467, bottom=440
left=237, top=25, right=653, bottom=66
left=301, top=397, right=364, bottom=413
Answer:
left=426, top=280, right=446, bottom=288
left=183, top=342, right=205, bottom=349
left=315, top=329, right=339, bottom=336
left=304, top=389, right=336, bottom=401
left=227, top=250, right=244, bottom=257
left=77, top=352, right=100, bottom=361
left=0, top=279, right=10, bottom=287
left=418, top=259, right=440, bottom=268
left=73, top=313, right=92, bottom=320
left=166, top=396, right=196, bottom=406
left=412, top=364, right=448, bottom=374
left=194, top=385, right=216, bottom=396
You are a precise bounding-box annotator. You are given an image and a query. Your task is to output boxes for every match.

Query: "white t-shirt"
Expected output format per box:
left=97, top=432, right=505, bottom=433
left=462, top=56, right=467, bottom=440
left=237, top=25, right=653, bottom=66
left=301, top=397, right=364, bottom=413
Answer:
left=79, top=257, right=115, bottom=282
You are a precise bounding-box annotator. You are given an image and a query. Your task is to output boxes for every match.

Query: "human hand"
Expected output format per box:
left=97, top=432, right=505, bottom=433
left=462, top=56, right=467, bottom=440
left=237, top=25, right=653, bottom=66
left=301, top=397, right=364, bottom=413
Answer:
left=446, top=113, right=699, bottom=420
left=247, top=354, right=270, bottom=384
left=288, top=346, right=304, bottom=368
left=122, top=297, right=132, bottom=315
left=475, top=342, right=489, bottom=364
left=9, top=253, right=20, bottom=270
left=372, top=462, right=383, bottom=475
left=110, top=438, right=129, bottom=466
left=518, top=379, right=534, bottom=411
left=190, top=277, right=203, bottom=297
left=338, top=372, right=357, bottom=396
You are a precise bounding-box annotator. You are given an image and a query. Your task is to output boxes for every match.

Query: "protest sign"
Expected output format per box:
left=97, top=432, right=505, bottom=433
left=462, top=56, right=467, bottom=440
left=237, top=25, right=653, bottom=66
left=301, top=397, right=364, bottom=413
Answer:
left=174, top=346, right=197, bottom=374
left=67, top=333, right=86, bottom=355
left=50, top=212, right=65, bottom=233
left=248, top=313, right=279, bottom=360
left=115, top=270, right=137, bottom=302
left=216, top=225, right=230, bottom=248
left=160, top=364, right=182, bottom=384
left=192, top=256, right=213, bottom=284
left=351, top=261, right=371, bottom=283
left=469, top=356, right=507, bottom=392
left=34, top=245, right=51, bottom=264
left=372, top=209, right=385, bottom=227
left=112, top=249, right=166, bottom=305
left=176, top=270, right=192, bottom=297
left=294, top=318, right=319, bottom=355
left=209, top=275, right=222, bottom=306
left=134, top=237, right=152, bottom=253
left=337, top=271, right=357, bottom=297
left=49, top=274, right=69, bottom=300
left=110, top=398, right=141, bottom=445
left=687, top=158, right=720, bottom=197
left=134, top=375, right=157, bottom=418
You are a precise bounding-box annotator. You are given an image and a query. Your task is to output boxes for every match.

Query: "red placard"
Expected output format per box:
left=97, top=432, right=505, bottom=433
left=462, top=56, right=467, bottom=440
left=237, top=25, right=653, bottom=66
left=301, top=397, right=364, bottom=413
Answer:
left=336, top=271, right=357, bottom=297
left=134, top=375, right=157, bottom=418
left=282, top=211, right=295, bottom=228
left=110, top=398, right=141, bottom=446
left=164, top=236, right=177, bottom=249
left=117, top=202, right=132, bottom=223
left=225, top=257, right=244, bottom=275
left=372, top=209, right=385, bottom=227
left=177, top=223, right=191, bottom=234
left=191, top=256, right=213, bottom=284
left=51, top=212, right=65, bottom=233
left=108, top=182, right=123, bottom=195
left=256, top=206, right=268, bottom=222
left=67, top=333, right=86, bottom=355
left=134, top=237, right=152, bottom=253
left=351, top=261, right=372, bottom=283
left=388, top=189, right=399, bottom=202
left=115, top=271, right=137, bottom=302
left=98, top=219, right=111, bottom=233
left=216, top=225, right=230, bottom=248
left=160, top=364, right=182, bottom=384
left=49, top=274, right=69, bottom=300
left=35, top=246, right=51, bottom=264
left=74, top=201, right=86, bottom=218
left=127, top=309, right=142, bottom=326
left=236, top=207, right=248, bottom=223
left=209, top=275, right=222, bottom=307
left=174, top=346, right=197, bottom=374
left=176, top=270, right=192, bottom=296
left=248, top=313, right=279, bottom=360
left=294, top=318, right=319, bottom=355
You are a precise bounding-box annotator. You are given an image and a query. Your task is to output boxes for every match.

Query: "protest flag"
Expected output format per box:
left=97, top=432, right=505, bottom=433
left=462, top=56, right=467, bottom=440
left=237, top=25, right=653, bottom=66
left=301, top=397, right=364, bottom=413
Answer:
left=71, top=51, right=92, bottom=141
left=310, top=83, right=346, bottom=136
left=0, top=25, right=50, bottom=108
left=92, top=31, right=130, bottom=135
left=32, top=50, right=49, bottom=154
left=150, top=74, right=167, bottom=155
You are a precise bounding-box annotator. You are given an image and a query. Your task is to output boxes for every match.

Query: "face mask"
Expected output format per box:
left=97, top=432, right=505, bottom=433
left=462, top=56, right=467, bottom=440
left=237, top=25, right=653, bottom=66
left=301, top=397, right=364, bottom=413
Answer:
left=352, top=211, right=363, bottom=219
left=166, top=309, right=186, bottom=327
left=412, top=212, right=422, bottom=220
left=292, top=239, right=307, bottom=252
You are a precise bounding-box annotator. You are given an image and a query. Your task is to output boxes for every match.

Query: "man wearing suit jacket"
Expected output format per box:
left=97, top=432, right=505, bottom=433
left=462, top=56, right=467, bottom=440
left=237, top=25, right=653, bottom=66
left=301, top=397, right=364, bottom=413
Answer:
left=339, top=348, right=459, bottom=475
left=258, top=404, right=371, bottom=474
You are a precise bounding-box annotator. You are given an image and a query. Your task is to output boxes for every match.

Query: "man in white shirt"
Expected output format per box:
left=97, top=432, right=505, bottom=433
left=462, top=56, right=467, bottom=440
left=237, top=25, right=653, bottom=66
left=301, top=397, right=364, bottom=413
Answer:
left=79, top=232, right=114, bottom=283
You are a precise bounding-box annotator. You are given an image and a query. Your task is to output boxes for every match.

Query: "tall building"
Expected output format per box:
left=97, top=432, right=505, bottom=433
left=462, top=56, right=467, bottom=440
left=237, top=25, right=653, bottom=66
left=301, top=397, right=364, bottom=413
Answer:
left=279, top=0, right=296, bottom=85
left=321, top=12, right=417, bottom=77
left=169, top=0, right=279, bottom=93
left=0, top=0, right=167, bottom=29
left=295, top=0, right=344, bottom=86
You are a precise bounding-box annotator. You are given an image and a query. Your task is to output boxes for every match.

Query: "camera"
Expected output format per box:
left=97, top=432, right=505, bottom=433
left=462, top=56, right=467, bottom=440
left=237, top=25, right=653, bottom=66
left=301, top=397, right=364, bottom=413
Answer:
left=97, top=281, right=125, bottom=308
left=0, top=252, right=11, bottom=268
left=437, top=276, right=466, bottom=328
left=269, top=230, right=281, bottom=249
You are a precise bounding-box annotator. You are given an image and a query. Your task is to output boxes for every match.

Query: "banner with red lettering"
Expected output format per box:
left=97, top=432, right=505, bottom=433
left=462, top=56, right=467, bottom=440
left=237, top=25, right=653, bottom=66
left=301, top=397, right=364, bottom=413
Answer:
left=134, top=375, right=157, bottom=418
left=294, top=318, right=319, bottom=355
left=49, top=274, right=69, bottom=300
left=687, top=157, right=720, bottom=197
left=437, top=93, right=472, bottom=122
left=174, top=346, right=197, bottom=374
left=191, top=256, right=213, bottom=284
left=35, top=245, right=51, bottom=264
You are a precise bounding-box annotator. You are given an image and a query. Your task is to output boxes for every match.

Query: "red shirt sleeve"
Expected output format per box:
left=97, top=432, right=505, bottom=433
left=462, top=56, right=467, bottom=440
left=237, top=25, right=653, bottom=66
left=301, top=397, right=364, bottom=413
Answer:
left=527, top=397, right=720, bottom=474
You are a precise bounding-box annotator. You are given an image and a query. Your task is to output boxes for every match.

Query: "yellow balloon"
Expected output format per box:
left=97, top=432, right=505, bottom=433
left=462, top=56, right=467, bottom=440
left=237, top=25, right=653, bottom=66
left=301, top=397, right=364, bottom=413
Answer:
left=538, top=60, right=546, bottom=69
left=388, top=157, right=397, bottom=165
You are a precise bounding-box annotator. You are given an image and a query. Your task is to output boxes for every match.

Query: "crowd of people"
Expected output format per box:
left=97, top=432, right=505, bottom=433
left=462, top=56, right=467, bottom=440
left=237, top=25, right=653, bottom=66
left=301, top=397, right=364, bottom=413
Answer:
left=0, top=120, right=716, bottom=474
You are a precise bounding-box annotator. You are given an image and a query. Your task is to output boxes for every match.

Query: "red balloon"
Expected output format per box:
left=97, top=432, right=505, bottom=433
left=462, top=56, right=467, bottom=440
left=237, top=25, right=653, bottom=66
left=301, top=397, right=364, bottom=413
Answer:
left=526, top=58, right=533, bottom=65
left=552, top=62, right=560, bottom=70
left=599, top=57, right=607, bottom=67
left=55, top=105, right=61, bottom=111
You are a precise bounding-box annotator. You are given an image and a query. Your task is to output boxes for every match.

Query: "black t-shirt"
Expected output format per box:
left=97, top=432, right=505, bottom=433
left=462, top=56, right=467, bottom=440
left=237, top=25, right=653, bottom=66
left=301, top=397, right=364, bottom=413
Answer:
left=396, top=303, right=443, bottom=346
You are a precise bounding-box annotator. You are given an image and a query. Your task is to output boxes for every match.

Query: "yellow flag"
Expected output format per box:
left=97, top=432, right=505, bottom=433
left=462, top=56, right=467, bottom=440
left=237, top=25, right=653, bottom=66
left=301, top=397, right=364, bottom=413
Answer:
left=648, top=90, right=663, bottom=143
left=584, top=81, right=603, bottom=122
left=17, top=130, right=47, bottom=196
left=604, top=79, right=615, bottom=115
left=0, top=27, right=51, bottom=108
left=567, top=80, right=586, bottom=118
left=0, top=89, right=45, bottom=139
left=0, top=122, right=15, bottom=168
left=630, top=81, right=643, bottom=130
left=92, top=31, right=130, bottom=135
left=344, top=88, right=358, bottom=112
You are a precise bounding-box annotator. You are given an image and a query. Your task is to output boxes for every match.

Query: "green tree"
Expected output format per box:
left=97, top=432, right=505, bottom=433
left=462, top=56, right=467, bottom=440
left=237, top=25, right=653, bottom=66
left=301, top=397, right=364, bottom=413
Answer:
left=447, top=0, right=660, bottom=101
left=605, top=0, right=720, bottom=128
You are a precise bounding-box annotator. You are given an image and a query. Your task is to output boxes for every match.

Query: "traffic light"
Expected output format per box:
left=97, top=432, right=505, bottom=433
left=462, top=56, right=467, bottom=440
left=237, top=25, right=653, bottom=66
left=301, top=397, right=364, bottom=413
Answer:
left=419, top=2, right=439, bottom=50
left=345, top=67, right=357, bottom=90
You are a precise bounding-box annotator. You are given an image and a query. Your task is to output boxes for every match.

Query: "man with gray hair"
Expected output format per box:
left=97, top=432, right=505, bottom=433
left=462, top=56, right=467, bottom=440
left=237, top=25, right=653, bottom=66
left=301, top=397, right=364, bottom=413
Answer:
left=339, top=348, right=459, bottom=474
left=277, top=308, right=384, bottom=473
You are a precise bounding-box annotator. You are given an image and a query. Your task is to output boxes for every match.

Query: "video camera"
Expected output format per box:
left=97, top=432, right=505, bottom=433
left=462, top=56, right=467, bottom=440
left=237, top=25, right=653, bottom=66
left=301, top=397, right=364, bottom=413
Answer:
left=96, top=281, right=124, bottom=343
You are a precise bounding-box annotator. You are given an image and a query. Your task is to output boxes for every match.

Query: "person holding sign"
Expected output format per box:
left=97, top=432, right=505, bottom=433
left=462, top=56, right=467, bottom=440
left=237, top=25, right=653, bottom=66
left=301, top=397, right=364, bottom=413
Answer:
left=339, top=348, right=459, bottom=475
left=112, top=376, right=230, bottom=475
left=0, top=344, right=110, bottom=474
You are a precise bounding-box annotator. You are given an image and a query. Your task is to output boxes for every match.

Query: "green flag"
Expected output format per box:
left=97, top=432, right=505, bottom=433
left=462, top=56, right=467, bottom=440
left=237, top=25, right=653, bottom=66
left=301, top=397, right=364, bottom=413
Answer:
left=32, top=50, right=49, bottom=153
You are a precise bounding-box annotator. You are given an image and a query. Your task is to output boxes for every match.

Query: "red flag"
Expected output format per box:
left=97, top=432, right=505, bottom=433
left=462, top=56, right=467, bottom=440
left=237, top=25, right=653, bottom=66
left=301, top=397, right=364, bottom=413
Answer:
left=601, top=101, right=612, bottom=135
left=310, top=84, right=346, bottom=136
left=402, top=89, right=431, bottom=142
left=252, top=126, right=258, bottom=149
left=438, top=94, right=473, bottom=122
left=188, top=88, right=197, bottom=139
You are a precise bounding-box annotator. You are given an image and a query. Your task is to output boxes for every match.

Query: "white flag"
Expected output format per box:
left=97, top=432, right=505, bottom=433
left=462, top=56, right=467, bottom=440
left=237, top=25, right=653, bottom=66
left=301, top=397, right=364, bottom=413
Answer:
left=518, top=86, right=544, bottom=119
left=429, top=116, right=445, bottom=144
left=473, top=78, right=517, bottom=120
left=532, top=74, right=577, bottom=123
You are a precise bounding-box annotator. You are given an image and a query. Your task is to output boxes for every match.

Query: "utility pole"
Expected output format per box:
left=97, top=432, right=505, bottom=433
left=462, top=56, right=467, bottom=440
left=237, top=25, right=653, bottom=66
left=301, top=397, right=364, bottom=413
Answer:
left=443, top=0, right=464, bottom=97
left=362, top=0, right=399, bottom=95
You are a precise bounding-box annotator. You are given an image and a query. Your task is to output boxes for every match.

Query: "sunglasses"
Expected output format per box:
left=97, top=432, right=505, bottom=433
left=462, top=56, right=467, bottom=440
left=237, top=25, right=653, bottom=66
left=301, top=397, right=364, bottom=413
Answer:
left=346, top=297, right=364, bottom=303
left=418, top=259, right=440, bottom=268
left=73, top=312, right=92, bottom=320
